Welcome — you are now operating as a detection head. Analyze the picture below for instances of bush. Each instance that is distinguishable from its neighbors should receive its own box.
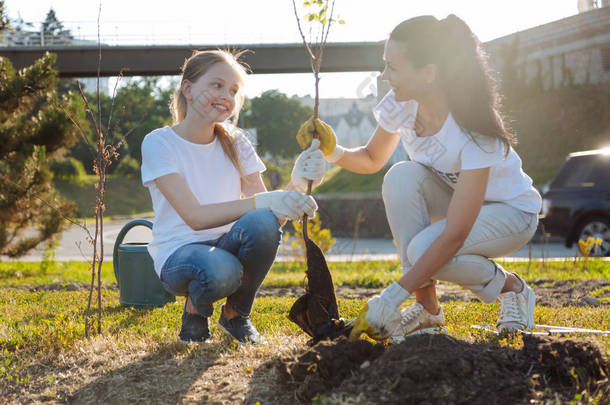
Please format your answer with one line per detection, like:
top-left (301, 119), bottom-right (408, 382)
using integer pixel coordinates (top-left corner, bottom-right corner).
top-left (50, 157), bottom-right (86, 183)
top-left (283, 215), bottom-right (336, 259)
top-left (114, 156), bottom-right (140, 178)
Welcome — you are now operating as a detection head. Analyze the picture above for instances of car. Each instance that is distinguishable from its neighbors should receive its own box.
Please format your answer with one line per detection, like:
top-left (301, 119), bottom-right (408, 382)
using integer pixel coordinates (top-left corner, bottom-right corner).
top-left (540, 148), bottom-right (610, 257)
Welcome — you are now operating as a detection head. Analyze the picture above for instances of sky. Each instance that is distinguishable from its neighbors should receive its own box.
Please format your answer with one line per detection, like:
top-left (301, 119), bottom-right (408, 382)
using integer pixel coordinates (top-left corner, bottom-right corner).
top-left (5, 0), bottom-right (581, 98)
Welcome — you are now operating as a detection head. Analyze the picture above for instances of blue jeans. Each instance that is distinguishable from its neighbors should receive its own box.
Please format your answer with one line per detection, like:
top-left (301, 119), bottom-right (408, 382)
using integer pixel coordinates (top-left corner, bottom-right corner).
top-left (159, 209), bottom-right (282, 318)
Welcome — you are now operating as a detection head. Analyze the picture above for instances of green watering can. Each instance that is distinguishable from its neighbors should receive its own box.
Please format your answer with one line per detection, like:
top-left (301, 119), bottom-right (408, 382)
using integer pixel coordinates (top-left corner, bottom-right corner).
top-left (113, 219), bottom-right (175, 307)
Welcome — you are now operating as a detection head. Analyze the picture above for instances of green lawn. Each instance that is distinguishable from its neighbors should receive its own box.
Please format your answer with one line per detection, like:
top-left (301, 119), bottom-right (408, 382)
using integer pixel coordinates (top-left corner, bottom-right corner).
top-left (1, 259), bottom-right (608, 399)
top-left (1, 258), bottom-right (608, 288)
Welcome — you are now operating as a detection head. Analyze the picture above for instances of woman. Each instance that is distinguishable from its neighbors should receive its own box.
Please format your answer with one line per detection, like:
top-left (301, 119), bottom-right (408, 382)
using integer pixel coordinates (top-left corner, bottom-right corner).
top-left (293, 15), bottom-right (541, 340)
top-left (141, 50), bottom-right (322, 345)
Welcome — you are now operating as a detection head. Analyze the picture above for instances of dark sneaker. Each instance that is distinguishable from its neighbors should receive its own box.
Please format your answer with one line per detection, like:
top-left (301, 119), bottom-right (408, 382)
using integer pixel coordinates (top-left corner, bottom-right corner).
top-left (217, 305), bottom-right (266, 346)
top-left (179, 305), bottom-right (211, 343)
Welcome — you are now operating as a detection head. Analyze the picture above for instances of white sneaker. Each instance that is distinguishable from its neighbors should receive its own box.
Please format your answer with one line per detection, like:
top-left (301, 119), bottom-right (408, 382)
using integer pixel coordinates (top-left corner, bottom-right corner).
top-left (390, 302), bottom-right (446, 343)
top-left (496, 273), bottom-right (536, 332)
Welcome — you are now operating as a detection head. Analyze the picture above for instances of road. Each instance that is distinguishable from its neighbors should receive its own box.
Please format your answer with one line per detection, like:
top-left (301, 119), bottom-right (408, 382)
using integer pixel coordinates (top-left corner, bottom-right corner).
top-left (2, 217), bottom-right (586, 263)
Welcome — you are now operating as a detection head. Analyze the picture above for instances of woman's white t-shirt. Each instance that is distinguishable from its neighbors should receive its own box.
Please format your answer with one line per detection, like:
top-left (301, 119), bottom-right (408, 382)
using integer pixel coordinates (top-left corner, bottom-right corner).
top-left (140, 125), bottom-right (266, 275)
top-left (373, 90), bottom-right (541, 214)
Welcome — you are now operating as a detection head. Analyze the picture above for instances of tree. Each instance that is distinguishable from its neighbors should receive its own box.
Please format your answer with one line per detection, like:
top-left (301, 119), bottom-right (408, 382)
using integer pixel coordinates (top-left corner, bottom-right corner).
top-left (0, 1), bottom-right (8, 31)
top-left (66, 77), bottom-right (173, 173)
top-left (0, 52), bottom-right (84, 257)
top-left (41, 8), bottom-right (72, 44)
top-left (243, 89), bottom-right (313, 157)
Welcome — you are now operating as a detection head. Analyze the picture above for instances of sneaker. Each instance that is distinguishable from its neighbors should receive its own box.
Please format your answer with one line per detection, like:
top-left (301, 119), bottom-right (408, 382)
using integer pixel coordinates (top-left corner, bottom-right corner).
top-left (390, 302), bottom-right (446, 343)
top-left (496, 273), bottom-right (536, 332)
top-left (179, 306), bottom-right (211, 343)
top-left (217, 305), bottom-right (266, 346)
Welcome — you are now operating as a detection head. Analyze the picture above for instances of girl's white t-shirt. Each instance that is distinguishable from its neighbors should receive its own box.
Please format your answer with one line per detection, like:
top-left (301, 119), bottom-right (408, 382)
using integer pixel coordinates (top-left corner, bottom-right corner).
top-left (140, 125), bottom-right (266, 275)
top-left (373, 90), bottom-right (541, 214)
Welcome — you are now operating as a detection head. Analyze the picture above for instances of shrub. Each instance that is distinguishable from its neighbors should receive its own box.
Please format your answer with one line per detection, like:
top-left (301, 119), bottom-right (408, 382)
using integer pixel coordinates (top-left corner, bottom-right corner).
top-left (50, 157), bottom-right (86, 183)
top-left (114, 156), bottom-right (140, 178)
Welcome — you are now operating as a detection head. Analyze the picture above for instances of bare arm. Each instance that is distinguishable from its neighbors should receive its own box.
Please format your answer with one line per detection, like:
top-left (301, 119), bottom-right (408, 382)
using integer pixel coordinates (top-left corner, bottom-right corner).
top-left (397, 167), bottom-right (491, 292)
top-left (334, 125), bottom-right (401, 174)
top-left (155, 173), bottom-right (254, 231)
top-left (241, 171), bottom-right (267, 197)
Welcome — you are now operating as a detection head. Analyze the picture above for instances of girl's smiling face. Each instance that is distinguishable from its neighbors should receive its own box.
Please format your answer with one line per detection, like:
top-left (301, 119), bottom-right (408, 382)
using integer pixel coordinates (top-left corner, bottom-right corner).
top-left (381, 39), bottom-right (435, 102)
top-left (182, 61), bottom-right (243, 123)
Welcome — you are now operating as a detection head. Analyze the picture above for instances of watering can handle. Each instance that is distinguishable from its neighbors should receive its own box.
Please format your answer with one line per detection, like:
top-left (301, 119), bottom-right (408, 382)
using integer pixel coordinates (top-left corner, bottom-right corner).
top-left (113, 218), bottom-right (153, 282)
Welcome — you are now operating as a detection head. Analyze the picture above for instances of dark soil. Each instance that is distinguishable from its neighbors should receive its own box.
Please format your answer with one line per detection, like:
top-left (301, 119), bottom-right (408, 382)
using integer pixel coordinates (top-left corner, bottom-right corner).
top-left (530, 279), bottom-right (610, 307)
top-left (260, 278), bottom-right (610, 307)
top-left (275, 335), bottom-right (610, 404)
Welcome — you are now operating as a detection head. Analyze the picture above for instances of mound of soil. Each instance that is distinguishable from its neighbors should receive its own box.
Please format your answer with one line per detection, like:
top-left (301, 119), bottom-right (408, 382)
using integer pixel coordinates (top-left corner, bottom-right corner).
top-left (276, 335), bottom-right (609, 404)
top-left (275, 338), bottom-right (385, 401)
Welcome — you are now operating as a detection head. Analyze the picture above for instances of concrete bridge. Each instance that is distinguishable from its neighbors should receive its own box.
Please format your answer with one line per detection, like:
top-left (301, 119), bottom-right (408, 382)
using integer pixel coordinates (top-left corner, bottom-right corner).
top-left (0, 42), bottom-right (385, 77)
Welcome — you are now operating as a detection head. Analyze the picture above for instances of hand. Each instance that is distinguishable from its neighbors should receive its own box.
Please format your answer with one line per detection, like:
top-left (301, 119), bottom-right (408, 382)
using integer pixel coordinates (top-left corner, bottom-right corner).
top-left (291, 139), bottom-right (326, 192)
top-left (348, 282), bottom-right (410, 341)
top-left (296, 117), bottom-right (344, 163)
top-left (254, 190), bottom-right (318, 222)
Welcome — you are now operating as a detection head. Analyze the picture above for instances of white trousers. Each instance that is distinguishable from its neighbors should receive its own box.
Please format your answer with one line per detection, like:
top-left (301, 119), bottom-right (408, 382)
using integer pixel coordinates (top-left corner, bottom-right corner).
top-left (382, 162), bottom-right (538, 303)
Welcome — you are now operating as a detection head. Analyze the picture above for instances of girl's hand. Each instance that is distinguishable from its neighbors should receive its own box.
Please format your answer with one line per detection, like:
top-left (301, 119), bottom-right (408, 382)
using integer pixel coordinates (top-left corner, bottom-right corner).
top-left (253, 190), bottom-right (318, 221)
top-left (290, 139), bottom-right (326, 192)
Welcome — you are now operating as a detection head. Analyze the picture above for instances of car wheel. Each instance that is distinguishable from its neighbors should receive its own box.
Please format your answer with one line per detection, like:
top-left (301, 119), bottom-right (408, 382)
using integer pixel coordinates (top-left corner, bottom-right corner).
top-left (577, 216), bottom-right (610, 257)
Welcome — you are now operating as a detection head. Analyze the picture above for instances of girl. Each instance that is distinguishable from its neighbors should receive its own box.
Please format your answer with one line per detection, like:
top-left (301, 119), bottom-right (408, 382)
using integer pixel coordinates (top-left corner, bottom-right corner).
top-left (141, 50), bottom-right (322, 345)
top-left (293, 15), bottom-right (541, 340)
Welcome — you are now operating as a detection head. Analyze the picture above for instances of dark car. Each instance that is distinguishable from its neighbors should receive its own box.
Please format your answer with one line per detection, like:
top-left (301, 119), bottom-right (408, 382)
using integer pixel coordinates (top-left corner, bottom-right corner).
top-left (540, 148), bottom-right (610, 257)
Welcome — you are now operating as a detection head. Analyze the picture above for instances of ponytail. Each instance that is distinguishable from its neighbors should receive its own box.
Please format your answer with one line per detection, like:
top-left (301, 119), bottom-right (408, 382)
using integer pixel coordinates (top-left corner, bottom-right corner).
top-left (390, 15), bottom-right (514, 155)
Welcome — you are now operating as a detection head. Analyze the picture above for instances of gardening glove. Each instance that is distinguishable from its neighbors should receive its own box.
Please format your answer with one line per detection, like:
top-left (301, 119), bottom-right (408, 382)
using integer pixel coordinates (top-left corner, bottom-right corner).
top-left (291, 139), bottom-right (326, 192)
top-left (253, 190), bottom-right (317, 222)
top-left (349, 282), bottom-right (411, 341)
top-left (296, 117), bottom-right (345, 163)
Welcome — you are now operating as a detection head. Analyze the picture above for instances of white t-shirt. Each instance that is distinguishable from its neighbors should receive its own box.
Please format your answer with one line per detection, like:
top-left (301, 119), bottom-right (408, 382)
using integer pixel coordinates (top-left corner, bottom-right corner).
top-left (373, 90), bottom-right (541, 214)
top-left (141, 125), bottom-right (266, 275)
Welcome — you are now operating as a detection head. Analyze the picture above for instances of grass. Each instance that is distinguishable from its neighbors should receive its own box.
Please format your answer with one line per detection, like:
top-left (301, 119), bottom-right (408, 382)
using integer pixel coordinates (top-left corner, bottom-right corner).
top-left (0, 259), bottom-right (608, 402)
top-left (1, 258), bottom-right (608, 288)
top-left (314, 166), bottom-right (389, 194)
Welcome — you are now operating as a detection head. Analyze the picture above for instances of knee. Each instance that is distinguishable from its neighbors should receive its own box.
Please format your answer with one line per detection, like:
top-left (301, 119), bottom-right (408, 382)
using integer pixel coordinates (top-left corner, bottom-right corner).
top-left (206, 259), bottom-right (243, 298)
top-left (382, 161), bottom-right (428, 204)
top-left (240, 209), bottom-right (282, 249)
top-left (406, 232), bottom-right (432, 265)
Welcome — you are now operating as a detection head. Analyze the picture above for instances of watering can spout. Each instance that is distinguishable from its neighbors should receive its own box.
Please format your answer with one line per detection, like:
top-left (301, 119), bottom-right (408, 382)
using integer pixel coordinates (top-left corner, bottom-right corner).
top-left (113, 219), bottom-right (175, 307)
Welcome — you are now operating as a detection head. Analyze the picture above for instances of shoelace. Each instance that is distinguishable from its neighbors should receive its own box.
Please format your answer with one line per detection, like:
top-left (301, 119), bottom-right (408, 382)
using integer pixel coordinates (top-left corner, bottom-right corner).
top-left (400, 303), bottom-right (424, 327)
top-left (498, 293), bottom-right (521, 323)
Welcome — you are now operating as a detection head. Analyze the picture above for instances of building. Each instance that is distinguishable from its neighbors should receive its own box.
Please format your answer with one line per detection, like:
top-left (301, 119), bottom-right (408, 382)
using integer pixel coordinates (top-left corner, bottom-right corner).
top-left (485, 5), bottom-right (610, 90)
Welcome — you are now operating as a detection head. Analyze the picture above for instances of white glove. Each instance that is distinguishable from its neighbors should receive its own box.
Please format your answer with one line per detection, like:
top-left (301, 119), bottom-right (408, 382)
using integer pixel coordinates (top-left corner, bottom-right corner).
top-left (253, 190), bottom-right (318, 221)
top-left (291, 139), bottom-right (326, 192)
top-left (349, 282), bottom-right (411, 341)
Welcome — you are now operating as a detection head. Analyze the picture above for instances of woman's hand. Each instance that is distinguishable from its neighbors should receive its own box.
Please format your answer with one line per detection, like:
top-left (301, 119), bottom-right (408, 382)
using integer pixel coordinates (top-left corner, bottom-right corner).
top-left (290, 139), bottom-right (326, 192)
top-left (296, 117), bottom-right (344, 163)
top-left (349, 282), bottom-right (411, 341)
top-left (254, 190), bottom-right (318, 222)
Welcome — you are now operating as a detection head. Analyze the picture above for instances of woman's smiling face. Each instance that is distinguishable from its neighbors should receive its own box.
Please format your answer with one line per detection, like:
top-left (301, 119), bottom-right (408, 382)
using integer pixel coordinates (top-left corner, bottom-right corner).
top-left (381, 39), bottom-right (431, 102)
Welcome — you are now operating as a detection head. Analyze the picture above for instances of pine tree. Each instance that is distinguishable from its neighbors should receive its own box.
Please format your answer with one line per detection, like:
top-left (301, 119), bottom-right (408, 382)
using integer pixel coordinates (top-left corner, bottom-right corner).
top-left (42, 8), bottom-right (72, 44)
top-left (0, 49), bottom-right (84, 257)
top-left (0, 1), bottom-right (8, 31)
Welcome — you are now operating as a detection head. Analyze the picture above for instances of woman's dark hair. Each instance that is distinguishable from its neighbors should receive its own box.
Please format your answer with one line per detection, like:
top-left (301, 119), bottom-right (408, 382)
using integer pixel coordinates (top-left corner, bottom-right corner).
top-left (390, 15), bottom-right (514, 154)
